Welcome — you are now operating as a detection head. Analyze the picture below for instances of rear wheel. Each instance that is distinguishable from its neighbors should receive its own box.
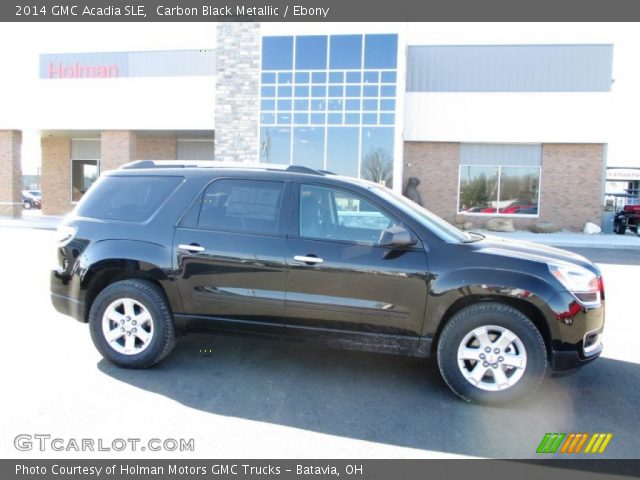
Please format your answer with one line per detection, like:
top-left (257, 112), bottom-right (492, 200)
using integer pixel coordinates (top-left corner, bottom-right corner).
top-left (89, 279), bottom-right (176, 368)
top-left (23, 200), bottom-right (32, 209)
top-left (437, 302), bottom-right (547, 405)
top-left (614, 220), bottom-right (626, 235)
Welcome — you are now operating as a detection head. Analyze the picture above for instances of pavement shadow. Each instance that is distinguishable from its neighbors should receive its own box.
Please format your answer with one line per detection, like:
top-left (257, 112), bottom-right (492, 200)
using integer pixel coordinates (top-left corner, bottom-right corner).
top-left (98, 333), bottom-right (640, 459)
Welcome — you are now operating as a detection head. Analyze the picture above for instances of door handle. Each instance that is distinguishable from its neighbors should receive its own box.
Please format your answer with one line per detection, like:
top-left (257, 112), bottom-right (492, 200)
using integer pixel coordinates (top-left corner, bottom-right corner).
top-left (293, 255), bottom-right (324, 264)
top-left (178, 244), bottom-right (205, 253)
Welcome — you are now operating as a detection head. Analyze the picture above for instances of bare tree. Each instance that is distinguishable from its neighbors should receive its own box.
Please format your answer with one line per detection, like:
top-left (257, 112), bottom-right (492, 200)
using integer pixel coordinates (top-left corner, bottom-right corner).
top-left (360, 148), bottom-right (393, 187)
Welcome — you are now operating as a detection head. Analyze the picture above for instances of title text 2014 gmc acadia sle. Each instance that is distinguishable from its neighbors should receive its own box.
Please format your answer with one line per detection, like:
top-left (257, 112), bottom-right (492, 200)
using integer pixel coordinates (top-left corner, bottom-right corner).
top-left (51, 162), bottom-right (605, 404)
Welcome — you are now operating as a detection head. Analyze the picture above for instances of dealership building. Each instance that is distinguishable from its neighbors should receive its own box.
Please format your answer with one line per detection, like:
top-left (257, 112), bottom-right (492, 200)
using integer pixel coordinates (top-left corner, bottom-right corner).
top-left (0, 23), bottom-right (616, 230)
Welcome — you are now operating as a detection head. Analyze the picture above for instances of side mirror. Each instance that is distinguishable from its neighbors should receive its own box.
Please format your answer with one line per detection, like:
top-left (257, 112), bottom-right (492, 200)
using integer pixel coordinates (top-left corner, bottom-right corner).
top-left (379, 226), bottom-right (416, 249)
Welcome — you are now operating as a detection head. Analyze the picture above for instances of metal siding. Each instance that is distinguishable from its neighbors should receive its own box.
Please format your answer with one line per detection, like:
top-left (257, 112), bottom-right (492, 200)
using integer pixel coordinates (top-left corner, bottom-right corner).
top-left (460, 144), bottom-right (542, 166)
top-left (407, 45), bottom-right (613, 92)
top-left (71, 139), bottom-right (100, 160)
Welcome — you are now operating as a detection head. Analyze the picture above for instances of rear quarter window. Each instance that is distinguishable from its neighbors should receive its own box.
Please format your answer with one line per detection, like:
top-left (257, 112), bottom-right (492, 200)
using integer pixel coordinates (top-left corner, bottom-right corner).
top-left (76, 175), bottom-right (183, 222)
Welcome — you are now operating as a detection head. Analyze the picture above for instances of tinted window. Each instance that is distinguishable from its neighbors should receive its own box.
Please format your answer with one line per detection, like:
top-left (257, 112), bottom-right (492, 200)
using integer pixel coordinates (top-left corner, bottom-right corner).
top-left (76, 175), bottom-right (182, 222)
top-left (300, 184), bottom-right (399, 244)
top-left (198, 179), bottom-right (285, 235)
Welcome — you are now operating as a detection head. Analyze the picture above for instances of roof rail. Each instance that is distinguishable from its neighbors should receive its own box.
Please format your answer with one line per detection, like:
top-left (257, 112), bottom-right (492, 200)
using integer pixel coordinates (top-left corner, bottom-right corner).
top-left (120, 160), bottom-right (327, 176)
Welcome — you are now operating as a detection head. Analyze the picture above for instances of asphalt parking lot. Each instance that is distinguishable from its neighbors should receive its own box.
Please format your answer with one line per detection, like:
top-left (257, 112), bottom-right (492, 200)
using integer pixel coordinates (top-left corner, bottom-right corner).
top-left (1, 227), bottom-right (639, 459)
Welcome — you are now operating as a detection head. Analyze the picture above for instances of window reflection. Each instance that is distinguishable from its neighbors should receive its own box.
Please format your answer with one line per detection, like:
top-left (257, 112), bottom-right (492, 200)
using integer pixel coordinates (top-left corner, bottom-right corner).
top-left (458, 165), bottom-right (540, 215)
top-left (260, 127), bottom-right (291, 164)
top-left (293, 127), bottom-right (324, 170)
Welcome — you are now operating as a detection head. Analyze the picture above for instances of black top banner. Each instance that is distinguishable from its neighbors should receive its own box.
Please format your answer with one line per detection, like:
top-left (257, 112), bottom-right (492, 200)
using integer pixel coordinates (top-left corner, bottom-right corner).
top-left (5, 0), bottom-right (640, 22)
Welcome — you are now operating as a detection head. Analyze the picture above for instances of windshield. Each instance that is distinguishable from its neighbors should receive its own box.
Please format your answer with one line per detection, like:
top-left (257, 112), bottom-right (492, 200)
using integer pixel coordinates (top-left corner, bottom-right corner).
top-left (370, 185), bottom-right (474, 243)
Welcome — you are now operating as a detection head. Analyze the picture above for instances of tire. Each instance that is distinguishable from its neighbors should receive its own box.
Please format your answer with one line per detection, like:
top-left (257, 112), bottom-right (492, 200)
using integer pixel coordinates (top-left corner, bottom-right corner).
top-left (437, 302), bottom-right (547, 405)
top-left (89, 279), bottom-right (176, 368)
top-left (614, 221), bottom-right (626, 235)
top-left (23, 201), bottom-right (31, 210)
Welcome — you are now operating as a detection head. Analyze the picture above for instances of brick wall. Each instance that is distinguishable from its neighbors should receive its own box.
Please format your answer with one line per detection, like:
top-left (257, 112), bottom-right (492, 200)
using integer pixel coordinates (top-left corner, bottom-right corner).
top-left (539, 144), bottom-right (604, 231)
top-left (403, 142), bottom-right (460, 223)
top-left (403, 141), bottom-right (605, 231)
top-left (136, 136), bottom-right (177, 160)
top-left (214, 23), bottom-right (260, 163)
top-left (41, 136), bottom-right (71, 216)
top-left (0, 130), bottom-right (22, 217)
top-left (101, 131), bottom-right (137, 172)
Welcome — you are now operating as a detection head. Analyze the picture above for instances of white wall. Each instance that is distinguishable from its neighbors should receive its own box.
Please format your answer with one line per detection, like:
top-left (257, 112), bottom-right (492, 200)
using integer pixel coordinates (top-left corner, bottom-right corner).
top-left (0, 23), bottom-right (217, 132)
top-left (404, 92), bottom-right (612, 143)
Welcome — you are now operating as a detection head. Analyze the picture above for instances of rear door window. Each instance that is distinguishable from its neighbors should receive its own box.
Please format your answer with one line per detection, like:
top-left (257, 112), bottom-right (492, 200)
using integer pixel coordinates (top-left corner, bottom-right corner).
top-left (197, 179), bottom-right (286, 236)
top-left (76, 175), bottom-right (183, 222)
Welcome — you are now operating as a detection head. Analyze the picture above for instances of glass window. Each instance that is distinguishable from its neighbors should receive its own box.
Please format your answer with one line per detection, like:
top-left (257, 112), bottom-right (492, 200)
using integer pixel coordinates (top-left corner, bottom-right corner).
top-left (345, 113), bottom-right (360, 125)
top-left (328, 99), bottom-right (343, 111)
top-left (294, 99), bottom-right (309, 111)
top-left (329, 35), bottom-right (362, 69)
top-left (261, 72), bottom-right (276, 84)
top-left (458, 166), bottom-right (499, 213)
top-left (295, 36), bottom-right (327, 70)
top-left (346, 86), bottom-right (361, 97)
top-left (72, 160), bottom-right (99, 202)
top-left (199, 179), bottom-right (285, 236)
top-left (380, 85), bottom-right (396, 97)
top-left (311, 85), bottom-right (326, 97)
top-left (311, 72), bottom-right (327, 83)
top-left (292, 127), bottom-right (324, 170)
top-left (277, 113), bottom-right (292, 124)
top-left (310, 99), bottom-right (325, 111)
top-left (329, 71), bottom-right (344, 83)
top-left (262, 37), bottom-right (293, 70)
top-left (277, 99), bottom-right (292, 111)
top-left (277, 85), bottom-right (292, 97)
top-left (261, 99), bottom-right (275, 111)
top-left (346, 72), bottom-right (362, 83)
top-left (260, 127), bottom-right (291, 164)
top-left (278, 72), bottom-right (293, 84)
top-left (328, 113), bottom-right (343, 125)
top-left (260, 113), bottom-right (275, 124)
top-left (381, 71), bottom-right (397, 83)
top-left (76, 175), bottom-right (181, 222)
top-left (328, 85), bottom-right (343, 97)
top-left (361, 127), bottom-right (394, 187)
top-left (363, 85), bottom-right (378, 97)
top-left (294, 113), bottom-right (309, 125)
top-left (380, 99), bottom-right (395, 111)
top-left (497, 167), bottom-right (540, 215)
top-left (458, 165), bottom-right (540, 215)
top-left (261, 86), bottom-right (276, 97)
top-left (345, 99), bottom-right (360, 111)
top-left (364, 34), bottom-right (398, 69)
top-left (363, 99), bottom-right (378, 111)
top-left (310, 113), bottom-right (325, 125)
top-left (363, 71), bottom-right (379, 84)
top-left (295, 72), bottom-right (310, 83)
top-left (362, 113), bottom-right (377, 125)
top-left (299, 184), bottom-right (397, 244)
top-left (326, 128), bottom-right (359, 177)
top-left (380, 113), bottom-right (395, 125)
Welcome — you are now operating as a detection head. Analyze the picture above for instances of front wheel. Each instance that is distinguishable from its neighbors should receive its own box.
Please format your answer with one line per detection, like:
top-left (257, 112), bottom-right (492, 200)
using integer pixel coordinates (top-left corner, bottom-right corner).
top-left (614, 220), bottom-right (626, 235)
top-left (89, 279), bottom-right (176, 368)
top-left (437, 302), bottom-right (547, 405)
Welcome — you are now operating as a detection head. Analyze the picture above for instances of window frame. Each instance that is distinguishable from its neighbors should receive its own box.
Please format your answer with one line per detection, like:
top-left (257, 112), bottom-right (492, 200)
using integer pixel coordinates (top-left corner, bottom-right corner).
top-left (457, 163), bottom-right (542, 218)
top-left (291, 181), bottom-right (421, 248)
top-left (190, 177), bottom-right (292, 238)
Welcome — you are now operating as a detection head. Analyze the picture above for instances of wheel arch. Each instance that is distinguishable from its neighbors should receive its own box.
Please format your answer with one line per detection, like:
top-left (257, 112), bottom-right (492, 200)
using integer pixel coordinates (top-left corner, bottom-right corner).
top-left (432, 295), bottom-right (552, 362)
top-left (81, 260), bottom-right (171, 323)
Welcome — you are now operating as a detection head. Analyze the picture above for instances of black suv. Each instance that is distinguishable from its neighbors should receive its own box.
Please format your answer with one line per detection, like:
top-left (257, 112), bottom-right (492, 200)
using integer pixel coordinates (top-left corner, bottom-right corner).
top-left (51, 162), bottom-right (605, 404)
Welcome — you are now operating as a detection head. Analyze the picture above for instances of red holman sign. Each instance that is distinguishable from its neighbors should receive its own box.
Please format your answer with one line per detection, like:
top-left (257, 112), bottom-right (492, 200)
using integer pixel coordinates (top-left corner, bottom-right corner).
top-left (47, 62), bottom-right (120, 79)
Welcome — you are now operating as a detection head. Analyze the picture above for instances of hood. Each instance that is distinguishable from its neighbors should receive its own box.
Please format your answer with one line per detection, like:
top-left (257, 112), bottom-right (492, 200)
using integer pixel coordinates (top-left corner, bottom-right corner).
top-left (471, 234), bottom-right (600, 274)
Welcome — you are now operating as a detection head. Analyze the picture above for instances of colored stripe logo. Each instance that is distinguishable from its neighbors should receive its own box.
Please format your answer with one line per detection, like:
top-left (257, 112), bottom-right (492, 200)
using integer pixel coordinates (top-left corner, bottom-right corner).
top-left (537, 433), bottom-right (613, 454)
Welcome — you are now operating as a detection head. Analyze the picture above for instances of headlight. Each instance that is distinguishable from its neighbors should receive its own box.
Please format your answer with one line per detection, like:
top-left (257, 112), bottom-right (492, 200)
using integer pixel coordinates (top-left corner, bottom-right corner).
top-left (56, 225), bottom-right (77, 247)
top-left (548, 263), bottom-right (601, 306)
